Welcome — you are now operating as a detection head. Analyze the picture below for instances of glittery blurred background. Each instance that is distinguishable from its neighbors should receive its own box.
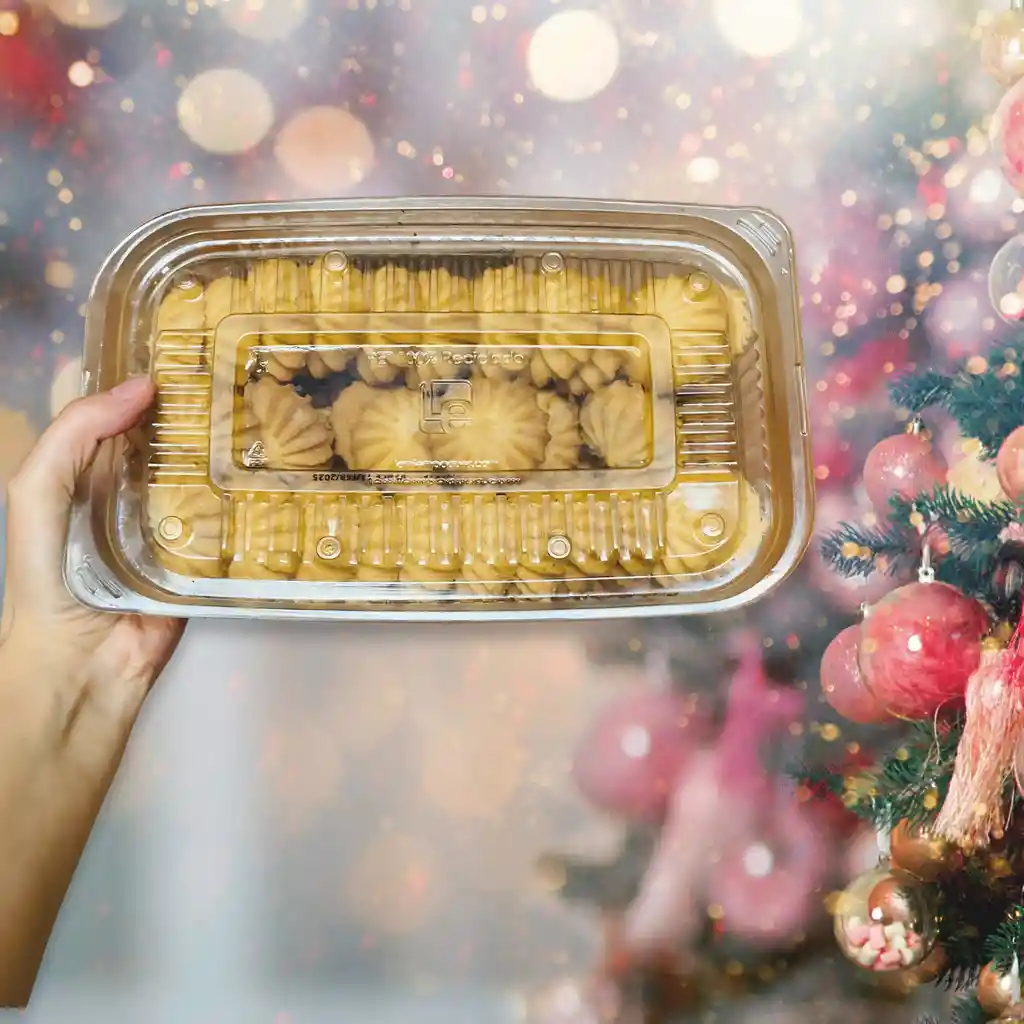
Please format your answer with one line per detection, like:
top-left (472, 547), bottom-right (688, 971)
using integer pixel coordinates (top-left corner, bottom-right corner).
top-left (0, 0), bottom-right (1017, 1020)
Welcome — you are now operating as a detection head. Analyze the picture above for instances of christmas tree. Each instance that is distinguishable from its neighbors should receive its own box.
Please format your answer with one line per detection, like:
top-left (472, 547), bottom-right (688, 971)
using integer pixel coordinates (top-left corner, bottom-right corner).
top-left (816, 339), bottom-right (1024, 1024)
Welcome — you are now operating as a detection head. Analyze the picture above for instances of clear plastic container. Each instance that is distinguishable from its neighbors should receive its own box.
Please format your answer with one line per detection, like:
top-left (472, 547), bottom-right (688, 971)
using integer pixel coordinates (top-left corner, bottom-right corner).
top-left (65, 198), bottom-right (812, 619)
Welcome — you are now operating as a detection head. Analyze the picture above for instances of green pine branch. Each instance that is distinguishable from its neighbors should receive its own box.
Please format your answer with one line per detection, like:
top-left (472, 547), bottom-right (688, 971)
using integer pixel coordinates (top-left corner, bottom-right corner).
top-left (793, 761), bottom-right (847, 802)
top-left (938, 861), bottom-right (1024, 989)
top-left (798, 722), bottom-right (961, 831)
top-left (950, 995), bottom-right (992, 1024)
top-left (918, 997), bottom-right (988, 1024)
top-left (985, 905), bottom-right (1024, 973)
top-left (891, 487), bottom-right (1017, 540)
top-left (889, 487), bottom-right (1017, 609)
top-left (871, 720), bottom-right (962, 831)
top-left (818, 520), bottom-right (914, 579)
top-left (890, 369), bottom-right (954, 415)
top-left (819, 484), bottom-right (1017, 611)
top-left (890, 342), bottom-right (1024, 454)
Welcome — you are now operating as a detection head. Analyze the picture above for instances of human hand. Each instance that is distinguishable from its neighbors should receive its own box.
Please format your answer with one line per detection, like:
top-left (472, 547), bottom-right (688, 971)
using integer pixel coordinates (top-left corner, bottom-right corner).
top-left (0, 376), bottom-right (184, 1006)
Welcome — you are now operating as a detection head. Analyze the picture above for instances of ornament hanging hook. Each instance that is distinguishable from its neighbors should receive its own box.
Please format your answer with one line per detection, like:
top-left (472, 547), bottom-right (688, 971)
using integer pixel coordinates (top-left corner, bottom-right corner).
top-left (875, 822), bottom-right (892, 864)
top-left (918, 540), bottom-right (935, 584)
top-left (912, 506), bottom-right (936, 583)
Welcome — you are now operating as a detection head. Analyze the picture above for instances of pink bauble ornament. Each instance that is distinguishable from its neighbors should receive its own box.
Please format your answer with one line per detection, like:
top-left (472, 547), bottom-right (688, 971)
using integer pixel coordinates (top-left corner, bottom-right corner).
top-left (708, 790), bottom-right (829, 947)
top-left (571, 690), bottom-right (709, 821)
top-left (997, 425), bottom-right (1024, 500)
top-left (862, 430), bottom-right (947, 514)
top-left (993, 77), bottom-right (1024, 193)
top-left (859, 582), bottom-right (989, 719)
top-left (820, 626), bottom-right (891, 724)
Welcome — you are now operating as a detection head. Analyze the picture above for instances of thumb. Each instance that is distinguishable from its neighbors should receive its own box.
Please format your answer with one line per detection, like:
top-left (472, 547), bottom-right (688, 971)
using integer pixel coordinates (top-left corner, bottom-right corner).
top-left (6, 377), bottom-right (155, 580)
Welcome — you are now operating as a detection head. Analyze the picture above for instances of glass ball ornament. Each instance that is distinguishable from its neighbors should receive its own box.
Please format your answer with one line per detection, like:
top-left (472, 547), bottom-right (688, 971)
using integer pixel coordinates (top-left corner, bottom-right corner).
top-left (983, 7), bottom-right (1024, 87)
top-left (873, 944), bottom-right (948, 997)
top-left (989, 234), bottom-right (1024, 322)
top-left (834, 866), bottom-right (937, 972)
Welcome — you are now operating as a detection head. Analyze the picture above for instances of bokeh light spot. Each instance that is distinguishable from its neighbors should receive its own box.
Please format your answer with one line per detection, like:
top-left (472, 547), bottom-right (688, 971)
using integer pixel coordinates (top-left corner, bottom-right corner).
top-left (274, 106), bottom-right (374, 192)
top-left (527, 10), bottom-right (620, 103)
top-left (45, 260), bottom-right (76, 289)
top-left (712, 0), bottom-right (803, 58)
top-left (47, 0), bottom-right (125, 28)
top-left (687, 156), bottom-right (721, 184)
top-left (219, 0), bottom-right (308, 41)
top-left (68, 60), bottom-right (94, 88)
top-left (177, 69), bottom-right (275, 155)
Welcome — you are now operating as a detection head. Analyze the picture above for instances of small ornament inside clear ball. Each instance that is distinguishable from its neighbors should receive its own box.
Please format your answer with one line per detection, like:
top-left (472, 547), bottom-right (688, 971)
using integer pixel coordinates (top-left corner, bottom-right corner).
top-left (990, 235), bottom-right (1024, 323)
top-left (834, 867), bottom-right (937, 972)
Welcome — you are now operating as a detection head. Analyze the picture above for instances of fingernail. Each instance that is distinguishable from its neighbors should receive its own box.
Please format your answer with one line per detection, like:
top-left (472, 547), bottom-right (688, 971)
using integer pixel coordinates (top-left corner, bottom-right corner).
top-left (109, 376), bottom-right (153, 400)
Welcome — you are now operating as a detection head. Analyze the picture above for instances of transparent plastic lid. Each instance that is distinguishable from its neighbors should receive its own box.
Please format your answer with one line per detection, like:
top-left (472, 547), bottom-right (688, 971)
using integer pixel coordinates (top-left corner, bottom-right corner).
top-left (67, 199), bottom-right (812, 619)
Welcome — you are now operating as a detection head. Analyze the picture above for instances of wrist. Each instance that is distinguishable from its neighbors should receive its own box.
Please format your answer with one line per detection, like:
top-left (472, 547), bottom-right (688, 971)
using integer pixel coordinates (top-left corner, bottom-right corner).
top-left (0, 635), bottom-right (136, 792)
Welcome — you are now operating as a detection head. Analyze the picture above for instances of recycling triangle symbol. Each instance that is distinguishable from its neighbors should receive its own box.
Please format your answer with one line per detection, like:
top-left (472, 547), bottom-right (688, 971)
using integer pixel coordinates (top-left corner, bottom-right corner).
top-left (243, 440), bottom-right (267, 468)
